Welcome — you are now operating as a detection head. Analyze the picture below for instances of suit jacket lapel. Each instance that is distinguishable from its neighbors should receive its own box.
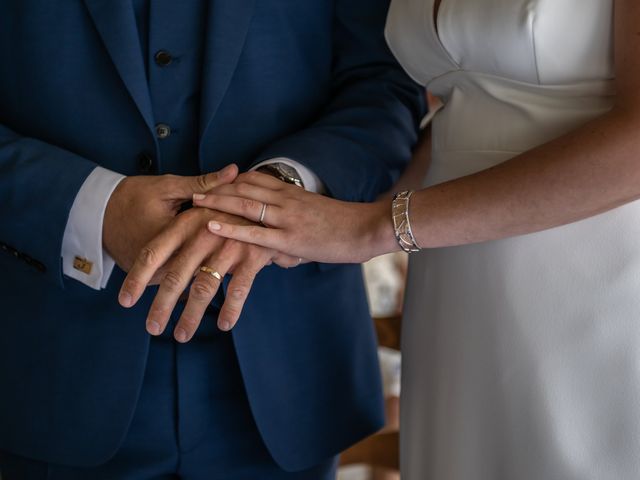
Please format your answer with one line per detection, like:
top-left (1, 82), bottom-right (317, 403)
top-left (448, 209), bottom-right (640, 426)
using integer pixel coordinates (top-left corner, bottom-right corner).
top-left (83, 0), bottom-right (155, 134)
top-left (199, 0), bottom-right (256, 153)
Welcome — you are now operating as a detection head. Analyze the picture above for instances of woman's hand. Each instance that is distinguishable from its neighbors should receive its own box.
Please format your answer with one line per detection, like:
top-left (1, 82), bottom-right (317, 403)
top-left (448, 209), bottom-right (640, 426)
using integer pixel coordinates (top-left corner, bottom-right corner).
top-left (192, 172), bottom-right (398, 264)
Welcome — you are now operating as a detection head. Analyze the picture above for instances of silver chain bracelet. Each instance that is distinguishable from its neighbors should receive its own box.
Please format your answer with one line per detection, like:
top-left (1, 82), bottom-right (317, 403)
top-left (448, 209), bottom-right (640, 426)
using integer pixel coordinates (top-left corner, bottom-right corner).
top-left (392, 191), bottom-right (421, 253)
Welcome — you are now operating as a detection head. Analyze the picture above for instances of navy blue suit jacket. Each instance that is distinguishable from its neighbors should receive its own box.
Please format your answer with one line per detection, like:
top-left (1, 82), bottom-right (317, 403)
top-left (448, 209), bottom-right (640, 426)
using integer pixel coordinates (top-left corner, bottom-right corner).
top-left (0, 0), bottom-right (422, 471)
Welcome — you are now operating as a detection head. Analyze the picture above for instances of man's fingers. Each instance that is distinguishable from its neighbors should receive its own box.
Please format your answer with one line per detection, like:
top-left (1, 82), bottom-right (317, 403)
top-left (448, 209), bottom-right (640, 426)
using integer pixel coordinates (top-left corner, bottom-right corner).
top-left (192, 193), bottom-right (283, 226)
top-left (145, 246), bottom-right (206, 338)
top-left (218, 265), bottom-right (260, 331)
top-left (207, 221), bottom-right (286, 251)
top-left (177, 164), bottom-right (239, 197)
top-left (119, 222), bottom-right (188, 308)
top-left (174, 256), bottom-right (233, 343)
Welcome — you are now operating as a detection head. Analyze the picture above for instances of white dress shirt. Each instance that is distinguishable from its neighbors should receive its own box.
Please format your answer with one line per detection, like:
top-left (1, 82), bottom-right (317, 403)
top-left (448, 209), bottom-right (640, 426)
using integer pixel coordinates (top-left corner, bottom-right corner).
top-left (62, 159), bottom-right (323, 289)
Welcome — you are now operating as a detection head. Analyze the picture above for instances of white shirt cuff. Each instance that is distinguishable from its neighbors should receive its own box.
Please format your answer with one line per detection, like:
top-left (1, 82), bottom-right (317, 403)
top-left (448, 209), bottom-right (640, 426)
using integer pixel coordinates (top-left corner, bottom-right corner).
top-left (252, 158), bottom-right (325, 194)
top-left (61, 167), bottom-right (126, 290)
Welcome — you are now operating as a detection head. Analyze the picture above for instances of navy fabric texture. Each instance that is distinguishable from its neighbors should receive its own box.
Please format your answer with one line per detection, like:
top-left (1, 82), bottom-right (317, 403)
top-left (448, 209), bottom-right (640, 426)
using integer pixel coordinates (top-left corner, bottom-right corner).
top-left (0, 0), bottom-right (423, 472)
top-left (0, 326), bottom-right (338, 479)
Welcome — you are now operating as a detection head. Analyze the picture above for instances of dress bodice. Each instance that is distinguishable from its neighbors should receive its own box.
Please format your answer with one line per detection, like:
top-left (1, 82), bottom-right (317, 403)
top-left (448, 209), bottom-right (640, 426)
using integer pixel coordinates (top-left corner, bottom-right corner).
top-left (385, 0), bottom-right (614, 88)
top-left (385, 0), bottom-right (615, 185)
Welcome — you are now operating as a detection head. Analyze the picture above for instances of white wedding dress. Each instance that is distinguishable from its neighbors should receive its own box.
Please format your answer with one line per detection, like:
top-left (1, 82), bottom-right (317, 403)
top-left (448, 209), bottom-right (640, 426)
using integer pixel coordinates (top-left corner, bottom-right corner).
top-left (386, 1), bottom-right (640, 479)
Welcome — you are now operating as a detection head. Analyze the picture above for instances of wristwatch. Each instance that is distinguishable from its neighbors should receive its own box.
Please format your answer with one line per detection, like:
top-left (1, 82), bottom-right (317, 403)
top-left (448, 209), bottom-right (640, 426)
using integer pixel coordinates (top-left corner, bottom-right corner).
top-left (257, 162), bottom-right (305, 188)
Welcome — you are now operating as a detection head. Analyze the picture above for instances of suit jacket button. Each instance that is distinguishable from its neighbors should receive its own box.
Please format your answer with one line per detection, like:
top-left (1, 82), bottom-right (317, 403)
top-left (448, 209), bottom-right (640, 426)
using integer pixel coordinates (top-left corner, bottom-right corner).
top-left (138, 153), bottom-right (154, 174)
top-left (154, 50), bottom-right (173, 67)
top-left (155, 123), bottom-right (171, 139)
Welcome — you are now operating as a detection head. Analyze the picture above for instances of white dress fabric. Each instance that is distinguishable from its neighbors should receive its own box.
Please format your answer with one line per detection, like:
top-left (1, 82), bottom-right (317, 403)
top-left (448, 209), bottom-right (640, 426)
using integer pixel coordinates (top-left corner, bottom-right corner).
top-left (386, 1), bottom-right (640, 479)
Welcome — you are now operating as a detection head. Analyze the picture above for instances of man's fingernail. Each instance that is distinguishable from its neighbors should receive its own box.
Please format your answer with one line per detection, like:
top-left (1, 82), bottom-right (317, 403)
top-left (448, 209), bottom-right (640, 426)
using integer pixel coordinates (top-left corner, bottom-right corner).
top-left (119, 291), bottom-right (133, 308)
top-left (208, 221), bottom-right (222, 232)
top-left (174, 328), bottom-right (188, 343)
top-left (193, 193), bottom-right (206, 201)
top-left (147, 320), bottom-right (161, 336)
top-left (219, 321), bottom-right (231, 331)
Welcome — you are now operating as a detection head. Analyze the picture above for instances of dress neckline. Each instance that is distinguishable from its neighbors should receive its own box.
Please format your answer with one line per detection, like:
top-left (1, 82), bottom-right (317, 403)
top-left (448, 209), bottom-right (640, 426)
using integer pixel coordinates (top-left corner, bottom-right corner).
top-left (433, 0), bottom-right (443, 33)
top-left (428, 0), bottom-right (460, 69)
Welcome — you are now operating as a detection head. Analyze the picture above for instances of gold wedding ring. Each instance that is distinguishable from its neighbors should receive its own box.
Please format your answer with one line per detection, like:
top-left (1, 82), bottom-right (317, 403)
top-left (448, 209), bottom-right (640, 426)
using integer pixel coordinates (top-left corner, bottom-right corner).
top-left (199, 266), bottom-right (222, 281)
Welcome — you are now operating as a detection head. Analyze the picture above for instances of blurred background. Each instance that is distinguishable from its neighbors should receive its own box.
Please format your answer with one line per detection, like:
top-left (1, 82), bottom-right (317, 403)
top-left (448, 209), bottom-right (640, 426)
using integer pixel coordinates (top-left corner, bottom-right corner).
top-left (338, 252), bottom-right (406, 480)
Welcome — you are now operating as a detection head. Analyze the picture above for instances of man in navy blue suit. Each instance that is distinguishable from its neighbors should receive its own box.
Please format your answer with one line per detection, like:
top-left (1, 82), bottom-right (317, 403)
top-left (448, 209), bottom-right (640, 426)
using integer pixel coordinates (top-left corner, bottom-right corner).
top-left (0, 1), bottom-right (422, 478)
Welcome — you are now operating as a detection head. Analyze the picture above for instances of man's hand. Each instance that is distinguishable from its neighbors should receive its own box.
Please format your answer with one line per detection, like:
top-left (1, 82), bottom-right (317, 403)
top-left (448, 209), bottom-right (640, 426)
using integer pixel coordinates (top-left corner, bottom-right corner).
top-left (118, 206), bottom-right (301, 342)
top-left (103, 164), bottom-right (238, 282)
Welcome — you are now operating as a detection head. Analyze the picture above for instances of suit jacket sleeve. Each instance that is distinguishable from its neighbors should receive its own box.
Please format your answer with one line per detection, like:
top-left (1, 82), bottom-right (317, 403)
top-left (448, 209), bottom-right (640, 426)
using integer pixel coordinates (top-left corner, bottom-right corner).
top-left (0, 123), bottom-right (97, 287)
top-left (254, 0), bottom-right (425, 202)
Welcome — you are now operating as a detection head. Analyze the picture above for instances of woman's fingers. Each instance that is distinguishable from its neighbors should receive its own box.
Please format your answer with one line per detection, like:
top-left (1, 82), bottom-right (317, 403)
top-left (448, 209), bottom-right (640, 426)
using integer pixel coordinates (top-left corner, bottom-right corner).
top-left (236, 170), bottom-right (289, 189)
top-left (207, 221), bottom-right (286, 251)
top-left (202, 182), bottom-right (285, 206)
top-left (272, 254), bottom-right (308, 269)
top-left (193, 193), bottom-right (283, 227)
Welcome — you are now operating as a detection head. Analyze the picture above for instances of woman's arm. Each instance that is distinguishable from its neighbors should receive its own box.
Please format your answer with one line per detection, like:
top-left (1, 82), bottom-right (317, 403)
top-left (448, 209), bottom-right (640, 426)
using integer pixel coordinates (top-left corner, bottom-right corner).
top-left (195, 0), bottom-right (640, 263)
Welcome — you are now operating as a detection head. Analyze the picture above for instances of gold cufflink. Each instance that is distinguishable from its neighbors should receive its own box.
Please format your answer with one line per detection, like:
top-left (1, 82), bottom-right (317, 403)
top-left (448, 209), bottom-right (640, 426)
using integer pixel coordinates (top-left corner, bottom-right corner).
top-left (73, 256), bottom-right (93, 275)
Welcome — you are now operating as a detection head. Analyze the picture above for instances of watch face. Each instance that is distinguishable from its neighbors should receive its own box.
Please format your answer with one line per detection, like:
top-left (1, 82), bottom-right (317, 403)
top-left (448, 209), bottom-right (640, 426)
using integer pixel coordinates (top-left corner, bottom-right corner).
top-left (277, 163), bottom-right (299, 179)
top-left (272, 163), bottom-right (304, 188)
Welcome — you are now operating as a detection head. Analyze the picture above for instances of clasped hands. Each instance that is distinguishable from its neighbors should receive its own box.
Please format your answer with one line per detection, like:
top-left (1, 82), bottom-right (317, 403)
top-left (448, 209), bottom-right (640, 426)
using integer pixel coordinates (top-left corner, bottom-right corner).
top-left (104, 164), bottom-right (301, 343)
